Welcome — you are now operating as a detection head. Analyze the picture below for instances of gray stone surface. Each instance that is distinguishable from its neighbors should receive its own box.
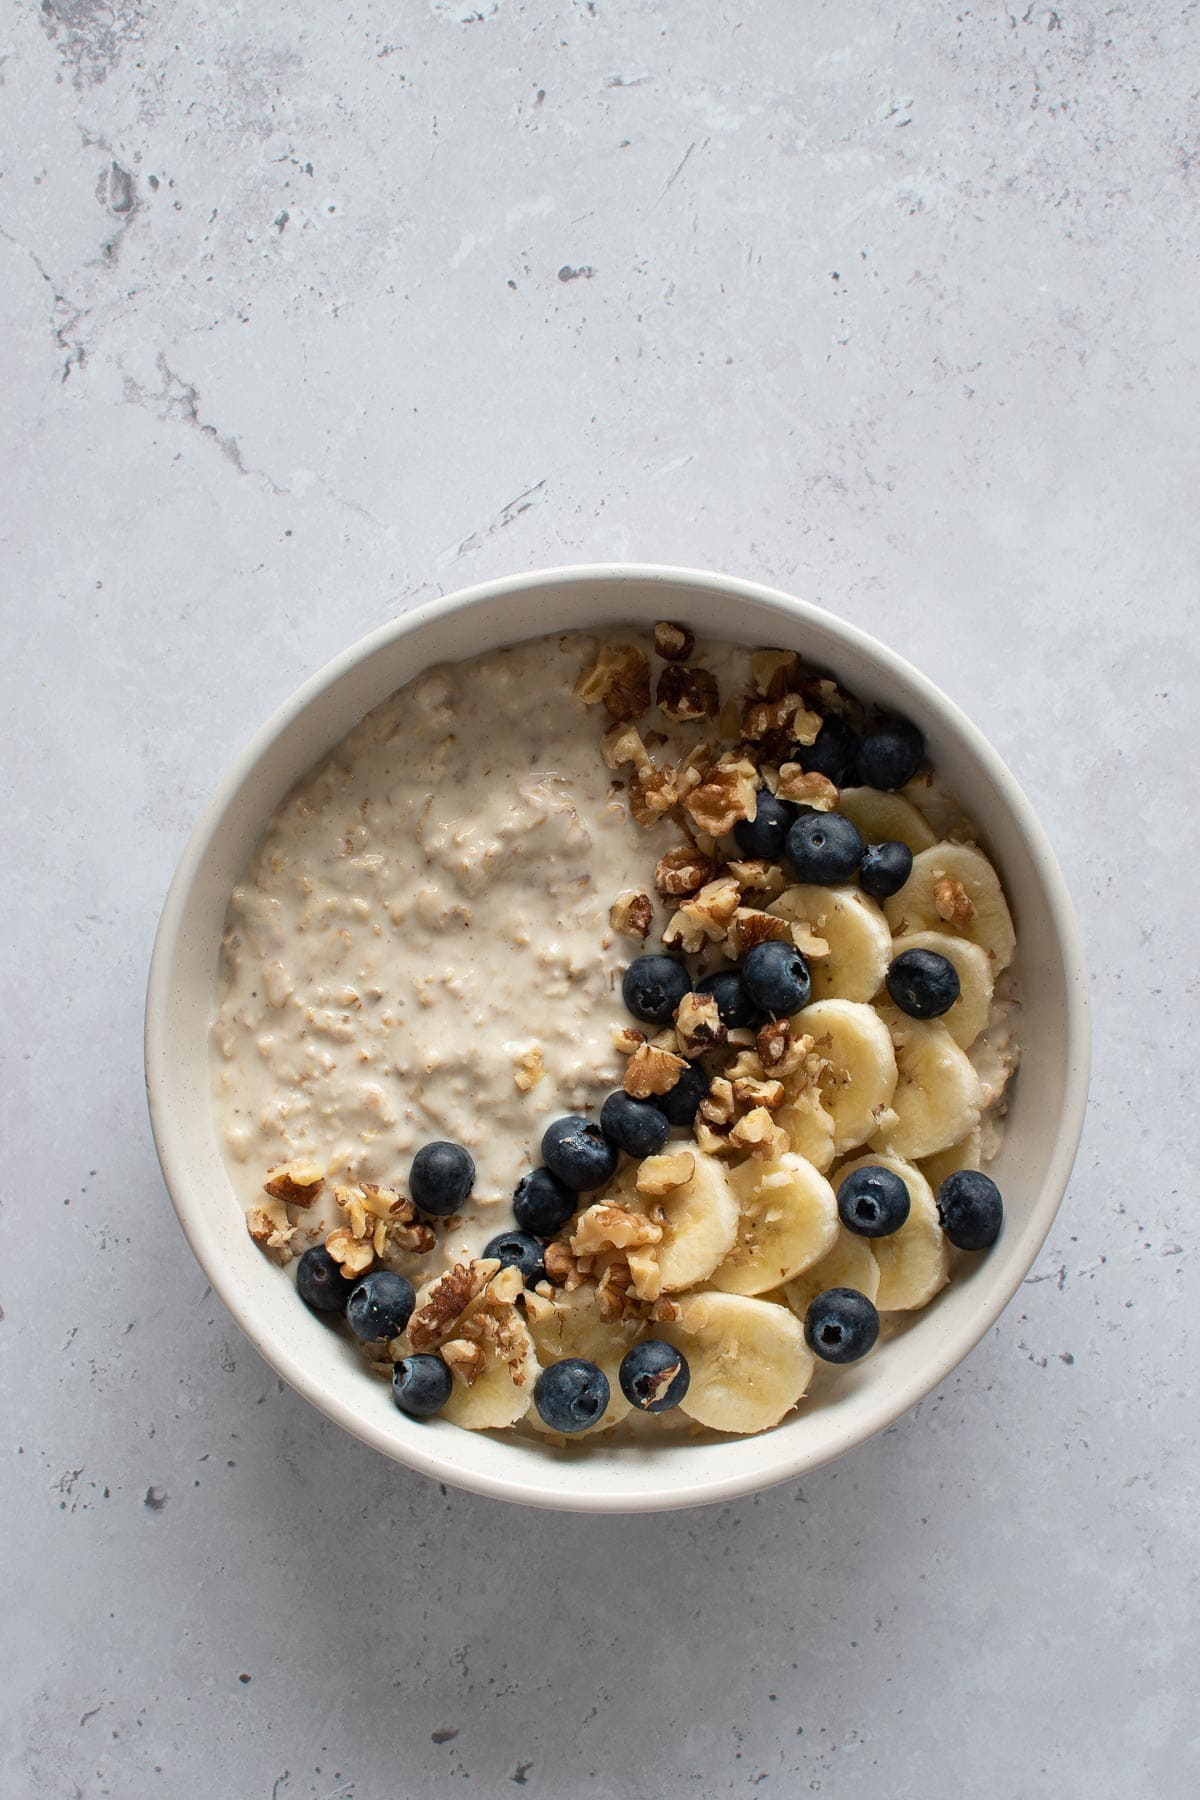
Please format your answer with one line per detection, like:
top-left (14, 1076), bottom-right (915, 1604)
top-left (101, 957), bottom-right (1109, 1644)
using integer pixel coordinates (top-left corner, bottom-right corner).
top-left (2, 2), bottom-right (1196, 1794)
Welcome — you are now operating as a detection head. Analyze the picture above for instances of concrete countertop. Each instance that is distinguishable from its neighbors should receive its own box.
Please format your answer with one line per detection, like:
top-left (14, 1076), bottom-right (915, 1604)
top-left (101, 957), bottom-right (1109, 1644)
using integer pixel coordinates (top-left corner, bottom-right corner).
top-left (3, 2), bottom-right (1195, 1795)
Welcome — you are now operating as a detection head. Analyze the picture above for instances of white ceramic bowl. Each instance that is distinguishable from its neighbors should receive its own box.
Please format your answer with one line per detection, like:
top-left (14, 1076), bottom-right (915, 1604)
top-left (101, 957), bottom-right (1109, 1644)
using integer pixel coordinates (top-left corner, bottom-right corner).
top-left (146, 565), bottom-right (1090, 1512)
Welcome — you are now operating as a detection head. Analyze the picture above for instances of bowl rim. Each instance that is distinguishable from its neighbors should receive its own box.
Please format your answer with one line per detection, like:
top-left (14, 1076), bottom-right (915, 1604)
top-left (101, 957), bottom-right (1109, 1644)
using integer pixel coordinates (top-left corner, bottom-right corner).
top-left (145, 562), bottom-right (1091, 1511)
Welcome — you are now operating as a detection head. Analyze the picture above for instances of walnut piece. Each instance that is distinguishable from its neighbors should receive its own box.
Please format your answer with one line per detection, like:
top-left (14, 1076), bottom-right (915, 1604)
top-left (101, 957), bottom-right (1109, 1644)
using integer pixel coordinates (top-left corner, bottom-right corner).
top-left (246, 1202), bottom-right (295, 1258)
top-left (676, 876), bottom-right (741, 945)
top-left (654, 620), bottom-right (695, 662)
top-left (674, 991), bottom-right (725, 1056)
top-left (407, 1261), bottom-right (491, 1352)
top-left (440, 1338), bottom-right (486, 1386)
top-left (682, 756), bottom-right (759, 836)
top-left (324, 1228), bottom-right (374, 1277)
top-left (575, 644), bottom-right (651, 721)
top-left (726, 859), bottom-right (788, 900)
top-left (655, 844), bottom-right (715, 898)
top-left (635, 1150), bottom-right (697, 1197)
top-left (741, 693), bottom-right (822, 750)
top-left (602, 721), bottom-right (651, 771)
top-left (729, 1107), bottom-right (790, 1159)
top-left (513, 1046), bottom-right (545, 1091)
top-left (751, 649), bottom-right (802, 698)
top-left (700, 1076), bottom-right (736, 1127)
top-left (732, 1075), bottom-right (786, 1111)
top-left (613, 1023), bottom-right (647, 1055)
top-left (629, 760), bottom-right (679, 827)
top-left (786, 918), bottom-right (831, 959)
top-left (756, 1018), bottom-right (791, 1069)
top-left (776, 765), bottom-right (839, 810)
top-left (727, 906), bottom-right (794, 958)
top-left (262, 1159), bottom-right (326, 1206)
top-left (657, 664), bottom-right (720, 722)
top-left (610, 890), bottom-right (653, 940)
top-left (570, 1203), bottom-right (664, 1256)
top-left (934, 876), bottom-right (976, 927)
top-left (624, 1041), bottom-right (687, 1098)
top-left (544, 1241), bottom-right (584, 1292)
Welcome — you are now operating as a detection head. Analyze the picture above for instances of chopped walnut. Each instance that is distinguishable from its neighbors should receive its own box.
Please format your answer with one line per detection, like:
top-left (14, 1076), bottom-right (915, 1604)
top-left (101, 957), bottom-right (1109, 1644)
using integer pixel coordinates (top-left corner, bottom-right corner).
top-left (786, 918), bottom-right (831, 959)
top-left (756, 1018), bottom-right (791, 1069)
top-left (544, 1241), bottom-right (584, 1292)
top-left (513, 1046), bottom-right (546, 1091)
top-left (726, 859), bottom-right (788, 900)
top-left (629, 760), bottom-right (679, 827)
top-left (751, 649), bottom-right (802, 698)
top-left (602, 721), bottom-right (651, 771)
top-left (575, 644), bottom-right (651, 721)
top-left (654, 620), bottom-right (695, 661)
top-left (732, 1075), bottom-right (786, 1111)
top-left (657, 664), bottom-right (719, 722)
top-left (661, 907), bottom-right (707, 955)
top-left (672, 876), bottom-right (742, 949)
top-left (246, 1202), bottom-right (295, 1259)
top-left (727, 906), bottom-right (794, 958)
top-left (695, 1117), bottom-right (730, 1156)
top-left (635, 1150), bottom-right (696, 1197)
top-left (729, 1107), bottom-right (790, 1159)
top-left (624, 1041), bottom-right (687, 1098)
top-left (407, 1261), bottom-right (491, 1352)
top-left (682, 756), bottom-right (759, 836)
top-left (801, 677), bottom-right (868, 729)
top-left (674, 991), bottom-right (725, 1056)
top-left (651, 1295), bottom-right (682, 1324)
top-left (934, 876), bottom-right (976, 927)
top-left (262, 1159), bottom-right (326, 1206)
top-left (700, 1076), bottom-right (736, 1127)
top-left (324, 1228), bottom-right (374, 1277)
top-left (627, 1247), bottom-right (664, 1303)
top-left (741, 693), bottom-right (822, 752)
top-left (613, 1023), bottom-right (647, 1055)
top-left (777, 765), bottom-right (839, 810)
top-left (596, 1260), bottom-right (635, 1320)
top-left (358, 1183), bottom-right (407, 1220)
top-left (441, 1338), bottom-right (486, 1387)
top-left (675, 741), bottom-right (716, 801)
top-left (655, 844), bottom-right (715, 898)
top-left (571, 1203), bottom-right (664, 1256)
top-left (610, 890), bottom-right (653, 940)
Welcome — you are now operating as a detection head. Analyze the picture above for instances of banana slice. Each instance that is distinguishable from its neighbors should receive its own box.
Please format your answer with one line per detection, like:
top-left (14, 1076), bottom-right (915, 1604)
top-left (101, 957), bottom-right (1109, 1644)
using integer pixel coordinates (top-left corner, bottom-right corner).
top-left (525, 1286), bottom-right (639, 1436)
top-left (775, 1085), bottom-right (836, 1171)
top-left (884, 843), bottom-right (1016, 971)
top-left (834, 1153), bottom-right (948, 1311)
top-left (711, 1154), bottom-right (838, 1295)
top-left (891, 929), bottom-right (993, 1048)
top-left (837, 786), bottom-right (937, 854)
top-left (607, 1151), bottom-right (740, 1292)
top-left (792, 998), bottom-right (899, 1153)
top-left (919, 1126), bottom-right (983, 1192)
top-left (659, 1291), bottom-right (815, 1434)
top-left (440, 1307), bottom-right (541, 1431)
top-left (769, 884), bottom-right (891, 1003)
top-left (783, 1225), bottom-right (880, 1320)
top-left (870, 1006), bottom-right (982, 1161)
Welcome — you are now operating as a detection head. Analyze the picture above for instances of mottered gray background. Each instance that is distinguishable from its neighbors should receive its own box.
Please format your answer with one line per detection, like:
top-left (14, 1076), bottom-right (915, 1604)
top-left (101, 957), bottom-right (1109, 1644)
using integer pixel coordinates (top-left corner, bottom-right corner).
top-left (2, 2), bottom-right (1196, 1795)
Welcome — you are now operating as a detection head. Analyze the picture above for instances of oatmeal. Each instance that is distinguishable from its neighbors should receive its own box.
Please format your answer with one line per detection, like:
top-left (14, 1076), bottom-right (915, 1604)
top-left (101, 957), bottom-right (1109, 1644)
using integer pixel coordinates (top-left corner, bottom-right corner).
top-left (215, 623), bottom-right (1020, 1443)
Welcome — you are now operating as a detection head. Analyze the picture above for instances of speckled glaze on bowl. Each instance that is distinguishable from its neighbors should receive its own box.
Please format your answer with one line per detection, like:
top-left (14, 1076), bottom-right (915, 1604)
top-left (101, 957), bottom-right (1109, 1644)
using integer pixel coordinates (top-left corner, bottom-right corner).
top-left (145, 565), bottom-right (1090, 1513)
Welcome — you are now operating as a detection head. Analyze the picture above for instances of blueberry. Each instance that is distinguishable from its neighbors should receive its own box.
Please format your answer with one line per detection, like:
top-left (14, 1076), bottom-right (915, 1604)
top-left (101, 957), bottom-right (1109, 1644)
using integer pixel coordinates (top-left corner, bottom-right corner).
top-left (784, 810), bottom-right (863, 884)
top-left (533, 1358), bottom-right (611, 1433)
top-left (541, 1115), bottom-right (619, 1192)
top-left (346, 1270), bottom-right (416, 1341)
top-left (601, 1089), bottom-right (671, 1158)
top-left (836, 1165), bottom-right (911, 1238)
top-left (804, 1288), bottom-right (880, 1364)
top-left (512, 1166), bottom-right (578, 1236)
top-left (859, 839), bottom-right (913, 900)
top-left (741, 939), bottom-right (812, 1017)
top-left (657, 1061), bottom-right (711, 1127)
top-left (619, 1340), bottom-right (691, 1413)
top-left (733, 790), bottom-right (795, 861)
top-left (295, 1245), bottom-right (354, 1314)
top-left (794, 714), bottom-right (860, 786)
top-left (392, 1354), bottom-right (453, 1418)
top-left (936, 1170), bottom-right (1004, 1250)
top-left (482, 1229), bottom-right (547, 1285)
top-left (697, 968), bottom-right (761, 1030)
top-left (885, 948), bottom-right (960, 1019)
top-left (409, 1140), bottom-right (475, 1216)
top-left (621, 954), bottom-right (691, 1027)
top-left (857, 718), bottom-right (924, 790)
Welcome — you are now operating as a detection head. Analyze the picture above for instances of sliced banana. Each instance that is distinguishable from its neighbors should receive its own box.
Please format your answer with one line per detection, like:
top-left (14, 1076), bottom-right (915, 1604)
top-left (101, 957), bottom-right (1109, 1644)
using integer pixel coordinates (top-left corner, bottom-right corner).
top-left (792, 998), bottom-right (899, 1153)
top-left (769, 884), bottom-right (891, 1003)
top-left (837, 786), bottom-right (937, 854)
top-left (775, 1085), bottom-right (836, 1171)
top-left (607, 1151), bottom-right (740, 1292)
top-left (834, 1153), bottom-right (948, 1311)
top-left (884, 842), bottom-right (1016, 971)
top-left (711, 1154), bottom-right (839, 1295)
top-left (783, 1225), bottom-right (880, 1320)
top-left (659, 1291), bottom-right (815, 1435)
top-left (440, 1308), bottom-right (541, 1431)
top-left (870, 1006), bottom-right (982, 1161)
top-left (919, 1126), bottom-right (983, 1192)
top-left (891, 929), bottom-right (993, 1048)
top-left (525, 1285), bottom-right (639, 1436)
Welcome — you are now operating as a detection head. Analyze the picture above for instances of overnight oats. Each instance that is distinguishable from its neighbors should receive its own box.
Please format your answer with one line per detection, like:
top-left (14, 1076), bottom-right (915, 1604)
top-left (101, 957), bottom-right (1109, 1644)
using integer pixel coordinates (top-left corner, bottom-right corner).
top-left (213, 623), bottom-right (1019, 1440)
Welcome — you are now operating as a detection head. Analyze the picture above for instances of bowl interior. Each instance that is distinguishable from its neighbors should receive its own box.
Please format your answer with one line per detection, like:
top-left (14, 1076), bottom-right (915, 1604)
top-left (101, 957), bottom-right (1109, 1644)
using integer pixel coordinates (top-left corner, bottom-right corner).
top-left (146, 567), bottom-right (1089, 1512)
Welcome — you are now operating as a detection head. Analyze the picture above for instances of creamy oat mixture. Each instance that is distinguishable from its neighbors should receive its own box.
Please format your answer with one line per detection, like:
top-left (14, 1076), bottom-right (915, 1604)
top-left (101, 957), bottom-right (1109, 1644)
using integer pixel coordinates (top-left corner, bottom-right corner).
top-left (214, 623), bottom-right (1020, 1442)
